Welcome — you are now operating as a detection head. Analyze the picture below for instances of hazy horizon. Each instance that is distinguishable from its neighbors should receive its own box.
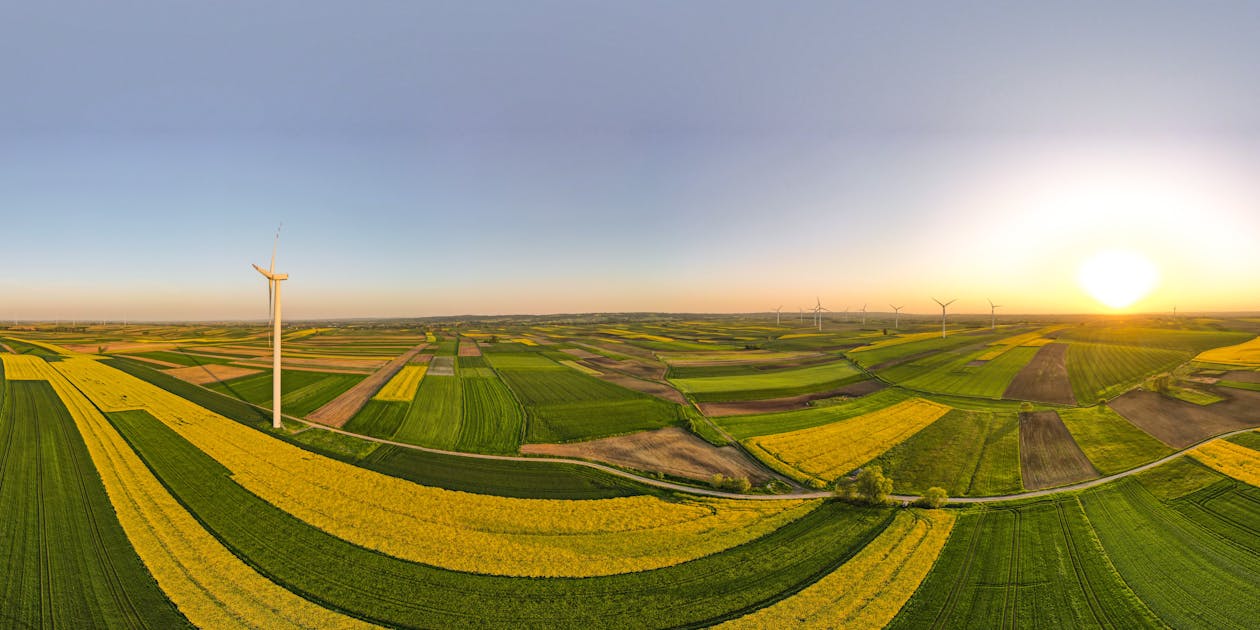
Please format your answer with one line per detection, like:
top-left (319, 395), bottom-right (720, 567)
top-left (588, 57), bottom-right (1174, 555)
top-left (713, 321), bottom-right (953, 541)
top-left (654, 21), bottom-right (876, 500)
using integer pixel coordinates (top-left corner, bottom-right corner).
top-left (6, 2), bottom-right (1260, 319)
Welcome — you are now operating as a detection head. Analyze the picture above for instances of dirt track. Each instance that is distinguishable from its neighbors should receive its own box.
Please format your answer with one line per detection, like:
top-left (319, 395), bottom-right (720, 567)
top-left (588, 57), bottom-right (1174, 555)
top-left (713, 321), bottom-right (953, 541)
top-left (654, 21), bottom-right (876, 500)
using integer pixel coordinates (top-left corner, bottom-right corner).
top-left (1003, 343), bottom-right (1076, 405)
top-left (306, 343), bottom-right (429, 427)
top-left (521, 427), bottom-right (773, 484)
top-left (1018, 411), bottom-right (1098, 490)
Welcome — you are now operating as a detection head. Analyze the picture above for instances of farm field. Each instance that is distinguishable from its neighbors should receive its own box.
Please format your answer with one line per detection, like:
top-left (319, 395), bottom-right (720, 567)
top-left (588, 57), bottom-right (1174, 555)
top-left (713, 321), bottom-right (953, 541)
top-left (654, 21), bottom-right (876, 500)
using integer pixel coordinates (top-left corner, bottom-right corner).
top-left (4, 314), bottom-right (1260, 628)
top-left (868, 409), bottom-right (1023, 496)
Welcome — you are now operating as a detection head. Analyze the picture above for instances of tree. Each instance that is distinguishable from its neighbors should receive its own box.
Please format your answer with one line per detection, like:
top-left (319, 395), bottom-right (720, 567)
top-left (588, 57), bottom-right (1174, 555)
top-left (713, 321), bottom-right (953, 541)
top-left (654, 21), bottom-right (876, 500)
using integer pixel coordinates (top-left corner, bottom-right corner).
top-left (854, 466), bottom-right (894, 505)
top-left (921, 487), bottom-right (948, 509)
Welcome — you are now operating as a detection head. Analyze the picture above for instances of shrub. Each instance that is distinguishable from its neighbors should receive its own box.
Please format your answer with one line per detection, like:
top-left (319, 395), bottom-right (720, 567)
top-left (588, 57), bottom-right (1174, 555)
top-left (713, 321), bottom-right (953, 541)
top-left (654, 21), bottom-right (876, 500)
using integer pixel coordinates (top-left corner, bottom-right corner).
top-left (919, 486), bottom-right (948, 509)
top-left (854, 466), bottom-right (894, 505)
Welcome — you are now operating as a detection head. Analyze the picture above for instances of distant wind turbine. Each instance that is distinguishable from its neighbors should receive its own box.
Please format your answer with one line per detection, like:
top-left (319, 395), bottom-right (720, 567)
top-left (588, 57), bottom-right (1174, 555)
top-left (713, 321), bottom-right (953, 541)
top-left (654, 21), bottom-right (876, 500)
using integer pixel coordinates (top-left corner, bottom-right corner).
top-left (988, 299), bottom-right (1001, 330)
top-left (774, 305), bottom-right (783, 325)
top-left (811, 297), bottom-right (831, 332)
top-left (799, 306), bottom-right (805, 324)
top-left (890, 304), bottom-right (904, 330)
top-left (932, 297), bottom-right (956, 339)
top-left (860, 304), bottom-right (867, 327)
top-left (252, 225), bottom-right (289, 430)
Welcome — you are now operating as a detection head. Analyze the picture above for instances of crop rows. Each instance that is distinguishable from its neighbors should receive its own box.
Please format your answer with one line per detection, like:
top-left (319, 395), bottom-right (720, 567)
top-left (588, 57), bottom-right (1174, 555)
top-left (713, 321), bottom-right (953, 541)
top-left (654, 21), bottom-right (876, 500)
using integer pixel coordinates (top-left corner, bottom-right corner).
top-left (882, 345), bottom-right (1038, 399)
top-left (0, 374), bottom-right (189, 627)
top-left (715, 387), bottom-right (912, 439)
top-left (96, 406), bottom-right (895, 629)
top-left (891, 497), bottom-right (1161, 628)
top-left (722, 509), bottom-right (954, 629)
top-left (869, 409), bottom-right (1023, 496)
top-left (1057, 405), bottom-right (1173, 475)
top-left (1066, 342), bottom-right (1187, 403)
top-left (374, 364), bottom-right (427, 401)
top-left (1080, 479), bottom-right (1260, 628)
top-left (24, 358), bottom-right (367, 628)
top-left (746, 398), bottom-right (951, 485)
top-left (55, 357), bottom-right (816, 578)
top-left (670, 359), bottom-right (863, 402)
top-left (206, 368), bottom-right (366, 417)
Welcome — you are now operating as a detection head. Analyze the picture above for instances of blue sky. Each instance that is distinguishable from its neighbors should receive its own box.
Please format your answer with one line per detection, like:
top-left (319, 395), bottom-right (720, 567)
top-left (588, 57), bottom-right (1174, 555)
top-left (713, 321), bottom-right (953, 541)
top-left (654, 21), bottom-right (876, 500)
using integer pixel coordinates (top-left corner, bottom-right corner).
top-left (4, 2), bottom-right (1259, 319)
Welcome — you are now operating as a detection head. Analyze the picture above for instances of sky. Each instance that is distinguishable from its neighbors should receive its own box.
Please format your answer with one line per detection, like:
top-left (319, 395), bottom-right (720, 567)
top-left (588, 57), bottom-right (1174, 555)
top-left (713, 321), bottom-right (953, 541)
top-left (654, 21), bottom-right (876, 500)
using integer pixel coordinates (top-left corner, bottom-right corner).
top-left (3, 1), bottom-right (1259, 320)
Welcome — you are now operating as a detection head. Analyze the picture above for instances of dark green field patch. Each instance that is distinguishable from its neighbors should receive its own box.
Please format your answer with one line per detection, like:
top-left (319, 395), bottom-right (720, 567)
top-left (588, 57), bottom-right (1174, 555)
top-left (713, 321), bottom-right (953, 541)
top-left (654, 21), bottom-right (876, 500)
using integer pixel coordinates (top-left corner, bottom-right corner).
top-left (1066, 343), bottom-right (1188, 404)
top-left (0, 380), bottom-right (188, 627)
top-left (205, 368), bottom-right (366, 417)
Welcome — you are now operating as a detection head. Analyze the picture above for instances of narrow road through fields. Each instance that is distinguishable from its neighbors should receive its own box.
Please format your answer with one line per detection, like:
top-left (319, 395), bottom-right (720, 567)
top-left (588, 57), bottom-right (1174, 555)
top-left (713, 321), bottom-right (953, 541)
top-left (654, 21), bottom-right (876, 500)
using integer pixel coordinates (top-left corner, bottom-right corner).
top-left (134, 357), bottom-right (1259, 506)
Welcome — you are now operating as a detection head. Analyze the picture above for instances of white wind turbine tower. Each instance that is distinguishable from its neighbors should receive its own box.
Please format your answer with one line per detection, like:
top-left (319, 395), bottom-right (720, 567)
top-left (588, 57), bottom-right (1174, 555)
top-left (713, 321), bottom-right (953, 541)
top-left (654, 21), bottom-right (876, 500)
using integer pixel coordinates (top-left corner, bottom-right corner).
top-left (811, 297), bottom-right (830, 331)
top-left (890, 304), bottom-right (904, 330)
top-left (932, 297), bottom-right (956, 339)
top-left (774, 305), bottom-right (783, 325)
top-left (860, 304), bottom-right (867, 326)
top-left (252, 226), bottom-right (289, 430)
top-left (988, 299), bottom-right (1001, 330)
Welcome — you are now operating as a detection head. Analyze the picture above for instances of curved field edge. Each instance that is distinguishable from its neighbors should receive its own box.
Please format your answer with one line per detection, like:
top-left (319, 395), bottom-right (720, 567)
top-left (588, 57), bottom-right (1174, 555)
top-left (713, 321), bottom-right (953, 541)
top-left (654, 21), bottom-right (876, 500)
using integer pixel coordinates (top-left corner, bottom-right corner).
top-left (55, 357), bottom-right (818, 579)
top-left (7, 356), bottom-right (371, 628)
top-left (85, 408), bottom-right (900, 630)
top-left (720, 509), bottom-right (954, 629)
top-left (106, 356), bottom-right (653, 499)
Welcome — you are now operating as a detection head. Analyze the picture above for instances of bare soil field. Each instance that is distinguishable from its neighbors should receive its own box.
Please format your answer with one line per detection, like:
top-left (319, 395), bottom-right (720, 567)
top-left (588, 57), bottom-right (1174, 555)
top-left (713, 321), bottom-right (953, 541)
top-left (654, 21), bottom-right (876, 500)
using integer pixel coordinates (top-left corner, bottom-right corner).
top-left (1019, 411), bottom-right (1098, 490)
top-left (582, 356), bottom-right (667, 380)
top-left (520, 427), bottom-right (774, 484)
top-left (590, 372), bottom-right (687, 404)
top-left (870, 349), bottom-right (941, 372)
top-left (428, 356), bottom-right (455, 376)
top-left (576, 340), bottom-right (658, 360)
top-left (165, 363), bottom-right (261, 385)
top-left (1110, 388), bottom-right (1260, 448)
top-left (1003, 343), bottom-right (1076, 405)
top-left (560, 347), bottom-right (602, 360)
top-left (307, 344), bottom-right (429, 427)
top-left (699, 380), bottom-right (887, 416)
top-left (408, 354), bottom-right (433, 365)
top-left (458, 339), bottom-right (482, 357)
top-left (1222, 370), bottom-right (1260, 384)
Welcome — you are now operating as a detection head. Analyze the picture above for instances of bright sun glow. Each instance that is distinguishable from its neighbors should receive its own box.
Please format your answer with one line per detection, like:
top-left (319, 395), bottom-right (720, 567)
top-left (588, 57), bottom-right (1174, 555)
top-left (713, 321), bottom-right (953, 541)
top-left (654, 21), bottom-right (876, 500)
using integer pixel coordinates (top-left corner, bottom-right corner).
top-left (1078, 249), bottom-right (1160, 309)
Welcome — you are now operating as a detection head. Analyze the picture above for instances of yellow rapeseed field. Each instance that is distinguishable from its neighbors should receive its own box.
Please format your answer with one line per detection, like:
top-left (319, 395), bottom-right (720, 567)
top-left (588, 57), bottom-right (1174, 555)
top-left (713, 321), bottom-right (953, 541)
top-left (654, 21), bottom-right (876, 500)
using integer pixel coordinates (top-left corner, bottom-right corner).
top-left (850, 331), bottom-right (944, 353)
top-left (721, 509), bottom-right (954, 629)
top-left (747, 398), bottom-right (951, 484)
top-left (34, 361), bottom-right (372, 629)
top-left (1, 354), bottom-right (59, 379)
top-left (1196, 336), bottom-right (1260, 366)
top-left (53, 358), bottom-right (819, 578)
top-left (1191, 439), bottom-right (1260, 487)
top-left (1021, 337), bottom-right (1056, 347)
top-left (373, 365), bottom-right (427, 401)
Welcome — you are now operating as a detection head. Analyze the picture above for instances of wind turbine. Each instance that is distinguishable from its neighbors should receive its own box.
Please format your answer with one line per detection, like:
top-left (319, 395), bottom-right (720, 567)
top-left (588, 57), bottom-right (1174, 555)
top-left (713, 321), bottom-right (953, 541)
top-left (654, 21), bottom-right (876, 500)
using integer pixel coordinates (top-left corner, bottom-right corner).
top-left (932, 297), bottom-right (956, 339)
top-left (988, 299), bottom-right (1001, 330)
top-left (890, 304), bottom-right (904, 330)
top-left (799, 306), bottom-right (805, 324)
top-left (774, 305), bottom-right (783, 325)
top-left (252, 226), bottom-right (289, 430)
top-left (860, 304), bottom-right (867, 327)
top-left (842, 306), bottom-right (850, 323)
top-left (812, 297), bottom-right (831, 331)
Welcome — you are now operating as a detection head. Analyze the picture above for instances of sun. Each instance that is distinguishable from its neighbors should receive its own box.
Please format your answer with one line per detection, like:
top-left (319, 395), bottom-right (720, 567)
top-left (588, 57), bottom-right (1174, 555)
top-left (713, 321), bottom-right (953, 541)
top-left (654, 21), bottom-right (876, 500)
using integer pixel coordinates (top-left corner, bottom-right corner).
top-left (1078, 249), bottom-right (1160, 310)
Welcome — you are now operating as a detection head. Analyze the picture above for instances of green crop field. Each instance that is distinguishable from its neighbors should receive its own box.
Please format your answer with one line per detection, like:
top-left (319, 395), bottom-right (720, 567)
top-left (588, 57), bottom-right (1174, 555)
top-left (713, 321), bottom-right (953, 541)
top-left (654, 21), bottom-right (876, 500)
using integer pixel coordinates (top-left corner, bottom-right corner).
top-left (1066, 342), bottom-right (1188, 403)
top-left (1057, 405), bottom-right (1174, 475)
top-left (1080, 479), bottom-right (1260, 628)
top-left (880, 345), bottom-right (1038, 398)
top-left (868, 409), bottom-right (1023, 496)
top-left (104, 406), bottom-right (894, 628)
top-left (488, 352), bottom-right (684, 442)
top-left (0, 378), bottom-right (188, 627)
top-left (391, 373), bottom-right (463, 448)
top-left (891, 497), bottom-right (1161, 629)
top-left (714, 387), bottom-right (912, 439)
top-left (669, 359), bottom-right (864, 401)
top-left (206, 368), bottom-right (366, 417)
top-left (5, 313), bottom-right (1260, 628)
top-left (130, 349), bottom-right (235, 366)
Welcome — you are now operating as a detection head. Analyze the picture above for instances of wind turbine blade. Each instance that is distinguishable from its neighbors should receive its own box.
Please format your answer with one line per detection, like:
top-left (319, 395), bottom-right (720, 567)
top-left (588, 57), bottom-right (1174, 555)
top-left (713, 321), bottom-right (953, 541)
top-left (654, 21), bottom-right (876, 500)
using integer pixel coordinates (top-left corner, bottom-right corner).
top-left (946, 299), bottom-right (957, 306)
top-left (270, 224), bottom-right (283, 273)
